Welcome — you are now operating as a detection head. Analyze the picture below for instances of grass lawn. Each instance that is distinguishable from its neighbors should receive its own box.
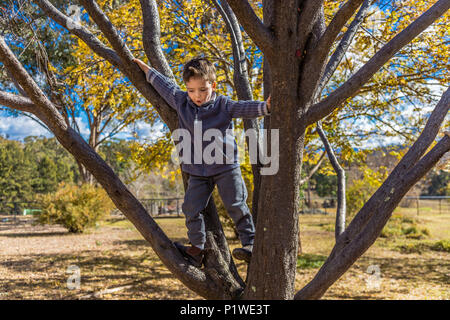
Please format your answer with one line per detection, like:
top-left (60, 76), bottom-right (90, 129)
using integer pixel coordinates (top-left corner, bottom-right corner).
top-left (0, 206), bottom-right (448, 300)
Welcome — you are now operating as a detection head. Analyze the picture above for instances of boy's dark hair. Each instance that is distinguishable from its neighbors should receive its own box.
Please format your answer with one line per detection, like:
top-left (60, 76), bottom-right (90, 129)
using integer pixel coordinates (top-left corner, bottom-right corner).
top-left (182, 56), bottom-right (216, 83)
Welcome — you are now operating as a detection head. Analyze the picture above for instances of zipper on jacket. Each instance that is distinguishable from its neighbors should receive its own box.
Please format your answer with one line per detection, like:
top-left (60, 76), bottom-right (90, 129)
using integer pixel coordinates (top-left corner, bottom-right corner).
top-left (194, 105), bottom-right (200, 123)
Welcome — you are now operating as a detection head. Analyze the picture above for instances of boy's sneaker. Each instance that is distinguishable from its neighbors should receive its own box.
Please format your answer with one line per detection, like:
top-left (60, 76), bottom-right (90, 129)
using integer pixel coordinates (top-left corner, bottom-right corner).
top-left (174, 242), bottom-right (204, 268)
top-left (232, 245), bottom-right (253, 263)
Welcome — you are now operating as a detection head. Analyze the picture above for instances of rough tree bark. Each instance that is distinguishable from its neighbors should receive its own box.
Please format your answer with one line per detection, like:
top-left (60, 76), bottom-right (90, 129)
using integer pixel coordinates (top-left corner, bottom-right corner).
top-left (0, 0), bottom-right (448, 300)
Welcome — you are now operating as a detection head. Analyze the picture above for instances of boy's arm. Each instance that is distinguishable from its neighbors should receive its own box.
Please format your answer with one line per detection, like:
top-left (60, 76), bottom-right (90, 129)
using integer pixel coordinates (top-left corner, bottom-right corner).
top-left (133, 58), bottom-right (184, 110)
top-left (225, 96), bottom-right (271, 119)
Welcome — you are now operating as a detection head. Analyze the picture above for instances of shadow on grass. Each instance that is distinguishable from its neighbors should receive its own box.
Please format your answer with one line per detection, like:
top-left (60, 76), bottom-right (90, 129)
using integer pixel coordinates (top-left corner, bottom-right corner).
top-left (115, 238), bottom-right (188, 248)
top-left (0, 231), bottom-right (69, 238)
top-left (0, 245), bottom-right (193, 299)
top-left (328, 254), bottom-right (450, 300)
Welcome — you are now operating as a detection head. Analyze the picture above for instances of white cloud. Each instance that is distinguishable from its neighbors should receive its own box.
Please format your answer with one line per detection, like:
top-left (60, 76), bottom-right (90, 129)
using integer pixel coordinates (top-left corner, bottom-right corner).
top-left (115, 121), bottom-right (166, 143)
top-left (73, 116), bottom-right (91, 138)
top-left (0, 112), bottom-right (165, 145)
top-left (0, 115), bottom-right (53, 141)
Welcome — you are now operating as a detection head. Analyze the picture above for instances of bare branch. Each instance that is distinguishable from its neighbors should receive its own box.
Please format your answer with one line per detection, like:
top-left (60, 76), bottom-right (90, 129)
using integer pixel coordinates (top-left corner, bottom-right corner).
top-left (225, 0), bottom-right (276, 56)
top-left (0, 90), bottom-right (35, 113)
top-left (0, 90), bottom-right (51, 133)
top-left (306, 0), bottom-right (450, 125)
top-left (33, 0), bottom-right (178, 129)
top-left (0, 36), bottom-right (67, 130)
top-left (211, 0), bottom-right (252, 98)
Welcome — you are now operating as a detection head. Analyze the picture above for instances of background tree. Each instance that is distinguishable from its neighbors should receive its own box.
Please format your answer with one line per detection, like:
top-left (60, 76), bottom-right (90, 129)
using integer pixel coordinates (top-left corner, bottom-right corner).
top-left (0, 0), bottom-right (146, 184)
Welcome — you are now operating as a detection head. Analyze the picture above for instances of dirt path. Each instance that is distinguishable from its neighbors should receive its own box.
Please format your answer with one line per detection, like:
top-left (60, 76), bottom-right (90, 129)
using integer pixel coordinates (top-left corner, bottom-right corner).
top-left (0, 215), bottom-right (197, 299)
top-left (0, 214), bottom-right (448, 300)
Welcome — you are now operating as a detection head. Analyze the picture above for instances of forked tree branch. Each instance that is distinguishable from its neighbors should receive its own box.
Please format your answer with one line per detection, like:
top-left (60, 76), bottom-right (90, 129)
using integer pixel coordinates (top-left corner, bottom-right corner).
top-left (314, 0), bottom-right (365, 60)
top-left (225, 0), bottom-right (276, 56)
top-left (305, 0), bottom-right (450, 125)
top-left (318, 0), bottom-right (374, 95)
top-left (33, 0), bottom-right (178, 130)
top-left (30, 0), bottom-right (246, 297)
top-left (78, 0), bottom-right (134, 63)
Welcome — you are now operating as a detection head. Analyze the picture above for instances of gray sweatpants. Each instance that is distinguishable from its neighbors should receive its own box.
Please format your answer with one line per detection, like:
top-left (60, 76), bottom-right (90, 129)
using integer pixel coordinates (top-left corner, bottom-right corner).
top-left (181, 167), bottom-right (255, 250)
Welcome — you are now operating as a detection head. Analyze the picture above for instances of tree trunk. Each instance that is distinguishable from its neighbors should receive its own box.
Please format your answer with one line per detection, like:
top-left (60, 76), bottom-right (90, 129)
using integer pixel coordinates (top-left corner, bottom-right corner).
top-left (245, 66), bottom-right (306, 298)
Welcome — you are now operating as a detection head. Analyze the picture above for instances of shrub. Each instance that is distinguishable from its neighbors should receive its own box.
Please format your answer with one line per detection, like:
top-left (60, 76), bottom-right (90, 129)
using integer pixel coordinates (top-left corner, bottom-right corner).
top-left (396, 243), bottom-right (427, 254)
top-left (380, 214), bottom-right (430, 239)
top-left (35, 182), bottom-right (115, 233)
top-left (431, 240), bottom-right (450, 252)
top-left (346, 167), bottom-right (388, 218)
top-left (397, 240), bottom-right (450, 254)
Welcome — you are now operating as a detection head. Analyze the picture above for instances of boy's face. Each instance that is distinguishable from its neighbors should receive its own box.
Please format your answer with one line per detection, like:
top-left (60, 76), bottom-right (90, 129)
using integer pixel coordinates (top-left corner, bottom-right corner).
top-left (186, 77), bottom-right (216, 107)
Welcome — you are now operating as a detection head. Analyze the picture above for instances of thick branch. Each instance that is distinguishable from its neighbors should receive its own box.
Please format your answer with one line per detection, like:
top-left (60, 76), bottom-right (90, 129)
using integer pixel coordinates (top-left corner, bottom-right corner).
top-left (139, 0), bottom-right (174, 77)
top-left (329, 87), bottom-right (450, 256)
top-left (306, 0), bottom-right (450, 125)
top-left (314, 0), bottom-right (365, 60)
top-left (0, 91), bottom-right (36, 114)
top-left (0, 90), bottom-right (51, 133)
top-left (78, 0), bottom-right (134, 63)
top-left (318, 0), bottom-right (374, 95)
top-left (225, 0), bottom-right (275, 56)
